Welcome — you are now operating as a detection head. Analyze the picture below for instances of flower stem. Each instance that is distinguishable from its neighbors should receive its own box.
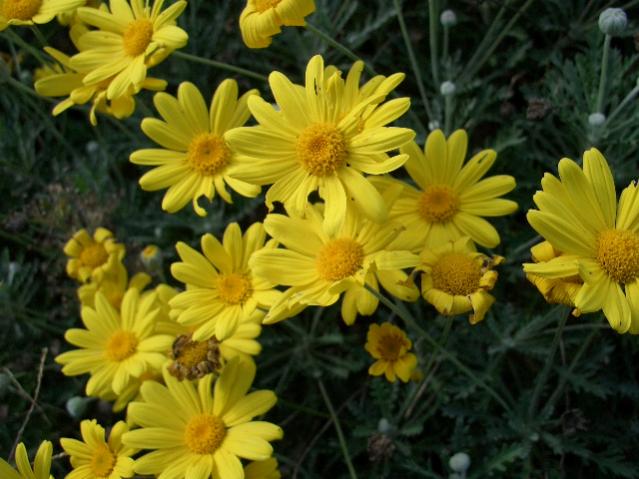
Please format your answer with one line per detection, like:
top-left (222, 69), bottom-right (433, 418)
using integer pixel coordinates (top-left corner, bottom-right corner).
top-left (428, 0), bottom-right (440, 86)
top-left (172, 51), bottom-right (268, 82)
top-left (444, 94), bottom-right (453, 134)
top-left (596, 34), bottom-right (611, 113)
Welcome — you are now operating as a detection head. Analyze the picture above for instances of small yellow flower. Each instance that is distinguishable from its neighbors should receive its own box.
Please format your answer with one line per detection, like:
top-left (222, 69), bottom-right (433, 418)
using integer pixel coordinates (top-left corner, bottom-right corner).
top-left (244, 457), bottom-right (281, 479)
top-left (0, 0), bottom-right (84, 31)
top-left (365, 322), bottom-right (417, 383)
top-left (60, 419), bottom-right (136, 479)
top-left (77, 261), bottom-right (151, 309)
top-left (0, 441), bottom-right (52, 479)
top-left (63, 227), bottom-right (125, 283)
top-left (418, 237), bottom-right (502, 324)
top-left (239, 0), bottom-right (316, 48)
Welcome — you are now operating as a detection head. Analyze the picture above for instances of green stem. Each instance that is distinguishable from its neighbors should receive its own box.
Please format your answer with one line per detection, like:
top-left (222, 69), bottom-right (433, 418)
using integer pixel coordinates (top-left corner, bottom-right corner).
top-left (527, 310), bottom-right (570, 418)
top-left (172, 51), bottom-right (268, 82)
top-left (442, 25), bottom-right (450, 71)
top-left (364, 284), bottom-right (512, 412)
top-left (428, 0), bottom-right (440, 86)
top-left (444, 94), bottom-right (453, 135)
top-left (317, 379), bottom-right (358, 479)
top-left (393, 0), bottom-right (433, 121)
top-left (606, 83), bottom-right (639, 125)
top-left (596, 34), bottom-right (611, 113)
top-left (3, 29), bottom-right (48, 64)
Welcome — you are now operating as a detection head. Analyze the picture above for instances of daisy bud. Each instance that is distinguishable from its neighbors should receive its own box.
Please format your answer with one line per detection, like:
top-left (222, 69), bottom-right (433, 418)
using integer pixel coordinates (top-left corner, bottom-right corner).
top-left (598, 8), bottom-right (627, 36)
top-left (66, 396), bottom-right (92, 419)
top-left (440, 81), bottom-right (456, 96)
top-left (440, 10), bottom-right (457, 27)
top-left (588, 112), bottom-right (606, 127)
top-left (428, 120), bottom-right (441, 130)
top-left (86, 141), bottom-right (100, 155)
top-left (377, 418), bottom-right (394, 434)
top-left (449, 452), bottom-right (471, 473)
top-left (140, 244), bottom-right (162, 271)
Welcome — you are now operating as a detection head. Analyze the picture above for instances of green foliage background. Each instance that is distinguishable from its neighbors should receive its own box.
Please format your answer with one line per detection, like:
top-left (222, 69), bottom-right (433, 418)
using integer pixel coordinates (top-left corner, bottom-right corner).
top-left (1, 0), bottom-right (639, 477)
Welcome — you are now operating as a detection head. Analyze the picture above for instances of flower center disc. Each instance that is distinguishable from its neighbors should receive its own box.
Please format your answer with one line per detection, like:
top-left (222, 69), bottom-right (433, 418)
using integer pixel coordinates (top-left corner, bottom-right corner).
top-left (122, 19), bottom-right (154, 56)
top-left (105, 330), bottom-right (138, 361)
top-left (376, 333), bottom-right (407, 361)
top-left (187, 133), bottom-right (231, 176)
top-left (90, 444), bottom-right (116, 477)
top-left (254, 0), bottom-right (281, 12)
top-left (431, 252), bottom-right (482, 296)
top-left (216, 273), bottom-right (252, 305)
top-left (418, 185), bottom-right (459, 223)
top-left (316, 238), bottom-right (364, 281)
top-left (596, 229), bottom-right (639, 284)
top-left (184, 414), bottom-right (226, 455)
top-left (2, 0), bottom-right (42, 20)
top-left (296, 123), bottom-right (347, 176)
top-left (168, 335), bottom-right (222, 380)
top-left (80, 243), bottom-right (109, 268)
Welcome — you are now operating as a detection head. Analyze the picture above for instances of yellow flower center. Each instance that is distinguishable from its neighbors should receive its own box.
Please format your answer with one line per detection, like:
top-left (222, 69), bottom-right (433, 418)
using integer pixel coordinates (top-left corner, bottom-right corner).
top-left (168, 335), bottom-right (222, 381)
top-left (216, 273), bottom-right (252, 305)
top-left (1, 0), bottom-right (42, 20)
top-left (187, 133), bottom-right (231, 176)
top-left (105, 330), bottom-right (138, 362)
top-left (122, 19), bottom-right (154, 57)
top-left (184, 414), bottom-right (226, 455)
top-left (596, 229), bottom-right (639, 284)
top-left (89, 444), bottom-right (116, 477)
top-left (431, 252), bottom-right (482, 296)
top-left (376, 332), bottom-right (407, 361)
top-left (316, 238), bottom-right (364, 281)
top-left (296, 123), bottom-right (347, 176)
top-left (80, 243), bottom-right (109, 268)
top-left (418, 185), bottom-right (459, 223)
top-left (254, 0), bottom-right (281, 12)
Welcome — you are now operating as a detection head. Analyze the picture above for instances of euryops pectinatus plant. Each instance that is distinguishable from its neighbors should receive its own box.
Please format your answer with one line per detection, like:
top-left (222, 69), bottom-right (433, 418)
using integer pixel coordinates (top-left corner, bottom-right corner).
top-left (2, 1), bottom-right (639, 477)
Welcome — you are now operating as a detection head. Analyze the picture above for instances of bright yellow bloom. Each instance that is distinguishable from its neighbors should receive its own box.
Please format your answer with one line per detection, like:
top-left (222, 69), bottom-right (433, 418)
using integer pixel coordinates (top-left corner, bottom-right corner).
top-left (250, 204), bottom-right (418, 325)
top-left (64, 227), bottom-right (125, 283)
top-left (418, 237), bottom-right (502, 324)
top-left (365, 322), bottom-right (417, 383)
top-left (375, 129), bottom-right (518, 251)
top-left (169, 222), bottom-right (281, 341)
top-left (228, 54), bottom-right (415, 235)
top-left (524, 148), bottom-right (639, 333)
top-left (56, 0), bottom-right (100, 26)
top-left (149, 283), bottom-right (185, 335)
top-left (60, 419), bottom-right (136, 479)
top-left (239, 0), bottom-right (315, 49)
top-left (77, 261), bottom-right (151, 309)
top-left (0, 441), bottom-right (52, 479)
top-left (123, 358), bottom-right (283, 479)
top-left (56, 289), bottom-right (173, 396)
top-left (70, 0), bottom-right (187, 101)
top-left (130, 80), bottom-right (261, 216)
top-left (0, 0), bottom-right (83, 30)
top-left (244, 458), bottom-right (281, 479)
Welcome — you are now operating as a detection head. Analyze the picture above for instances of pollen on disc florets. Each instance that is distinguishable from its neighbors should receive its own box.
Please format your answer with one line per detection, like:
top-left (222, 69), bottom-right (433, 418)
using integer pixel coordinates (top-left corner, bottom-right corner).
top-left (80, 243), bottom-right (109, 268)
top-left (596, 229), bottom-right (639, 284)
top-left (418, 185), bottom-right (459, 223)
top-left (90, 444), bottom-right (116, 477)
top-left (316, 238), bottom-right (364, 281)
top-left (122, 19), bottom-right (154, 57)
top-left (376, 332), bottom-right (409, 361)
top-left (431, 253), bottom-right (482, 296)
top-left (187, 133), bottom-right (231, 176)
top-left (184, 414), bottom-right (226, 455)
top-left (216, 273), bottom-right (253, 305)
top-left (105, 330), bottom-right (138, 362)
top-left (296, 123), bottom-right (348, 176)
top-left (168, 334), bottom-right (222, 381)
top-left (2, 0), bottom-right (42, 20)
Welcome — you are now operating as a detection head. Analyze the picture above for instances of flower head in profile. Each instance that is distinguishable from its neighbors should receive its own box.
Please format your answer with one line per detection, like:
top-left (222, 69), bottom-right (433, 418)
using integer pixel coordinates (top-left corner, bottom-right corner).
top-left (123, 358), bottom-right (283, 479)
top-left (0, 0), bottom-right (83, 31)
top-left (77, 261), bottom-right (151, 309)
top-left (0, 441), bottom-right (52, 479)
top-left (228, 54), bottom-right (415, 234)
top-left (56, 289), bottom-right (173, 396)
top-left (64, 227), bottom-right (125, 283)
top-left (60, 420), bottom-right (136, 479)
top-left (169, 222), bottom-right (281, 341)
top-left (70, 0), bottom-right (188, 101)
top-left (239, 0), bottom-right (315, 48)
top-left (365, 322), bottom-right (417, 383)
top-left (130, 80), bottom-right (261, 216)
top-left (376, 129), bottom-right (517, 251)
top-left (243, 458), bottom-right (281, 479)
top-left (418, 237), bottom-right (502, 324)
top-left (524, 148), bottom-right (639, 334)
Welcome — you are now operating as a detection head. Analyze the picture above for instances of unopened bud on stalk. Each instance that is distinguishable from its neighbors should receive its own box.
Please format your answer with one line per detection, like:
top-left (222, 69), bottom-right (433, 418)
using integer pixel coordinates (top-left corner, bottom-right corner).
top-left (449, 452), bottom-right (471, 473)
top-left (440, 10), bottom-right (457, 27)
top-left (598, 8), bottom-right (627, 36)
top-left (588, 112), bottom-right (606, 127)
top-left (440, 81), bottom-right (456, 96)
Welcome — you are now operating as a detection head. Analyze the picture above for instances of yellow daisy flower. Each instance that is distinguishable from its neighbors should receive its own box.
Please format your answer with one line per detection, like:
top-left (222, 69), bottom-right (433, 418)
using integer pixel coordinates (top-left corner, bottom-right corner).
top-left (418, 237), bottom-right (502, 324)
top-left (149, 283), bottom-right (185, 335)
top-left (524, 148), bottom-right (639, 334)
top-left (55, 289), bottom-right (173, 396)
top-left (130, 80), bottom-right (261, 216)
top-left (123, 358), bottom-right (283, 479)
top-left (244, 458), bottom-right (281, 479)
top-left (250, 204), bottom-right (418, 325)
top-left (77, 261), bottom-right (151, 309)
top-left (60, 419), bottom-right (136, 479)
top-left (69, 0), bottom-right (188, 101)
top-left (376, 129), bottom-right (518, 250)
top-left (0, 0), bottom-right (83, 30)
top-left (57, 0), bottom-right (100, 26)
top-left (239, 0), bottom-right (315, 49)
top-left (169, 222), bottom-right (281, 341)
top-left (525, 241), bottom-right (582, 315)
top-left (365, 322), bottom-right (417, 383)
top-left (228, 54), bottom-right (415, 234)
top-left (112, 368), bottom-right (162, 413)
top-left (0, 441), bottom-right (52, 479)
top-left (64, 227), bottom-right (125, 283)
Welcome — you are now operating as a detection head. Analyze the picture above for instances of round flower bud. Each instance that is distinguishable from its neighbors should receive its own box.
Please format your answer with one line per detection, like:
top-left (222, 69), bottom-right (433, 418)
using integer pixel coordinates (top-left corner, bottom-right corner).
top-left (85, 141), bottom-right (100, 154)
top-left (440, 9), bottom-right (457, 27)
top-left (588, 112), bottom-right (606, 127)
top-left (598, 8), bottom-right (627, 36)
top-left (428, 120), bottom-right (441, 131)
top-left (140, 244), bottom-right (162, 271)
top-left (66, 396), bottom-right (92, 419)
top-left (440, 81), bottom-right (456, 96)
top-left (377, 418), bottom-right (394, 434)
top-left (449, 452), bottom-right (471, 472)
